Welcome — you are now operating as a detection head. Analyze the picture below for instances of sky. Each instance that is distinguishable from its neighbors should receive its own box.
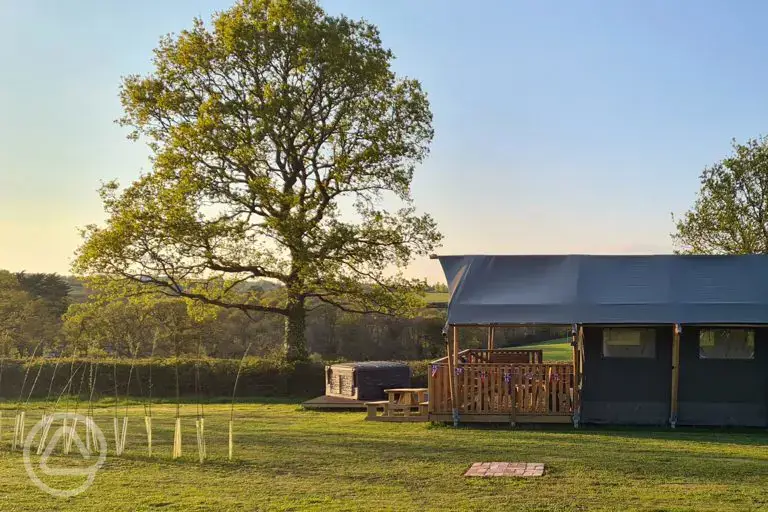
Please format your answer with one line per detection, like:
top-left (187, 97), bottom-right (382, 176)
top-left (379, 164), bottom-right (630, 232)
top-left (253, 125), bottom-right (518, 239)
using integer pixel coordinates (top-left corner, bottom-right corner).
top-left (3, 0), bottom-right (768, 283)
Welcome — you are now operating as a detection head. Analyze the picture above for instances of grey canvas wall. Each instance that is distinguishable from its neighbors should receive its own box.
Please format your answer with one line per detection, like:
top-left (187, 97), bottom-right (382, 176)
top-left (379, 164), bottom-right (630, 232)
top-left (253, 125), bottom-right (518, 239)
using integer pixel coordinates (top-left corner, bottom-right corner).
top-left (677, 327), bottom-right (768, 427)
top-left (581, 326), bottom-right (672, 425)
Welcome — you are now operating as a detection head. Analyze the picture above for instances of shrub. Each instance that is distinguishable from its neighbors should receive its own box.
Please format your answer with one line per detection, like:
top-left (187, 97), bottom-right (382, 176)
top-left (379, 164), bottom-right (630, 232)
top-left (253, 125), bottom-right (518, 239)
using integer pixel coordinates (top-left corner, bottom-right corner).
top-left (0, 357), bottom-right (325, 400)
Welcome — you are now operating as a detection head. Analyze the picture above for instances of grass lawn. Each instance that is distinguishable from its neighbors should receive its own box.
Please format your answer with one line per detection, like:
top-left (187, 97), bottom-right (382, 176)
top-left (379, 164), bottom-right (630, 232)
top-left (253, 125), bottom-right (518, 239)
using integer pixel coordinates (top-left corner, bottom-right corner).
top-left (514, 338), bottom-right (573, 361)
top-left (1, 401), bottom-right (767, 511)
top-left (423, 291), bottom-right (449, 303)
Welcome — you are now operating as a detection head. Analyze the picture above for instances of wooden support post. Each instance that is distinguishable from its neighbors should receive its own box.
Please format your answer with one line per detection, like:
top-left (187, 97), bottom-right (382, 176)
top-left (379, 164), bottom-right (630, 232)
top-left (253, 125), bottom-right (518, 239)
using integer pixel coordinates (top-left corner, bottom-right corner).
top-left (452, 325), bottom-right (459, 367)
top-left (670, 323), bottom-right (680, 428)
top-left (445, 328), bottom-right (459, 427)
top-left (488, 326), bottom-right (495, 351)
top-left (572, 325), bottom-right (583, 428)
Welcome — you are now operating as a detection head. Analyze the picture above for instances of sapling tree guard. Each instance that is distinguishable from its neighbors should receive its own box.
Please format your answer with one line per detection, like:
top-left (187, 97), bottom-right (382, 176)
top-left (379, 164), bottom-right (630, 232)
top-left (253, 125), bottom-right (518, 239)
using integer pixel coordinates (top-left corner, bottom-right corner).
top-left (74, 0), bottom-right (442, 361)
top-left (674, 136), bottom-right (768, 254)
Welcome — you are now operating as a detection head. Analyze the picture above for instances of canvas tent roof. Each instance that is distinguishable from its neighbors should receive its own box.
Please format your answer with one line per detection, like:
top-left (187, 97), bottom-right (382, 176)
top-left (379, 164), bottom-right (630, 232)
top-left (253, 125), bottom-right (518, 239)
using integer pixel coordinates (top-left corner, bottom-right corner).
top-left (436, 254), bottom-right (768, 325)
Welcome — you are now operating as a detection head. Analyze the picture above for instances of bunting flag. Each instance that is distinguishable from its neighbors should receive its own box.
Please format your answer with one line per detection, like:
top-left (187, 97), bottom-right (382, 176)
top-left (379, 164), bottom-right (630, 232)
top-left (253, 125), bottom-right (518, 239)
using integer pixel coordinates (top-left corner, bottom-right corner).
top-left (454, 367), bottom-right (463, 376)
top-left (503, 372), bottom-right (512, 383)
top-left (480, 371), bottom-right (486, 383)
top-left (431, 365), bottom-right (439, 377)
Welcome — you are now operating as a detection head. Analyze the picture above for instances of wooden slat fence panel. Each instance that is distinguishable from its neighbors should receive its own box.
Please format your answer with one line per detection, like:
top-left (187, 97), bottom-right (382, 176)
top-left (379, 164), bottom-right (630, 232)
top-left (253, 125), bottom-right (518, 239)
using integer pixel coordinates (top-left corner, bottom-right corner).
top-left (428, 362), bottom-right (574, 417)
top-left (464, 349), bottom-right (544, 364)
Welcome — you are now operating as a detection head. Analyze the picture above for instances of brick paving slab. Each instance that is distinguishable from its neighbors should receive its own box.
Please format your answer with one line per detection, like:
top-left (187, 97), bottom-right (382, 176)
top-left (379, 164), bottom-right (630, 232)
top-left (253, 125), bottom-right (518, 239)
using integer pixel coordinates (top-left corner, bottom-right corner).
top-left (464, 462), bottom-right (544, 477)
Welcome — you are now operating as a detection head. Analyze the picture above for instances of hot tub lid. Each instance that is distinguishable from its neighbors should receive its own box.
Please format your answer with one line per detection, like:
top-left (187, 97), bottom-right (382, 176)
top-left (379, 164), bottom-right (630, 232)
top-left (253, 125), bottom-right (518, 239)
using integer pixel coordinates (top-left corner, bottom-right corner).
top-left (330, 361), bottom-right (409, 369)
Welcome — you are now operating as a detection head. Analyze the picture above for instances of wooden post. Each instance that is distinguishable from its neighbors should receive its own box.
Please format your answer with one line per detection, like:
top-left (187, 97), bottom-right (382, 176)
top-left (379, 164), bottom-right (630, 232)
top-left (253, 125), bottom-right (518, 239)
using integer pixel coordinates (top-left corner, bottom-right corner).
top-left (670, 324), bottom-right (681, 428)
top-left (452, 325), bottom-right (459, 367)
top-left (445, 333), bottom-right (454, 402)
top-left (571, 327), bottom-right (578, 425)
top-left (572, 325), bottom-right (583, 428)
top-left (488, 326), bottom-right (495, 351)
top-left (445, 328), bottom-right (459, 427)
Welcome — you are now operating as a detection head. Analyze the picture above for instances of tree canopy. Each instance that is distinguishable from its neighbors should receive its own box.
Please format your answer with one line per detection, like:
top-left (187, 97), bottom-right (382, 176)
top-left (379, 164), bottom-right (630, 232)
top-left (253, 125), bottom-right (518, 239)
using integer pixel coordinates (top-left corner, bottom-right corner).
top-left (16, 271), bottom-right (71, 316)
top-left (0, 271), bottom-right (64, 356)
top-left (674, 136), bottom-right (768, 254)
top-left (73, 0), bottom-right (441, 361)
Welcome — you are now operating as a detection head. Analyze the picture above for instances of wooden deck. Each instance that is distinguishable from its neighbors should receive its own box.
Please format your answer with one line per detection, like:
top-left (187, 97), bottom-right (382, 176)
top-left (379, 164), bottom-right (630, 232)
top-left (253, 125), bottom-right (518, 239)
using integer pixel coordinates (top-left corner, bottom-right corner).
top-left (428, 413), bottom-right (572, 424)
top-left (301, 395), bottom-right (368, 411)
top-left (428, 349), bottom-right (577, 424)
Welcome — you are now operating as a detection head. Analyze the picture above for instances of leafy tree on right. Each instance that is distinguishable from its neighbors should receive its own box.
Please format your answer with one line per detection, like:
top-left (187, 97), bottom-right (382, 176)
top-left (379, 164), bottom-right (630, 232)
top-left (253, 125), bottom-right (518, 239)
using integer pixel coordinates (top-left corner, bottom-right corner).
top-left (674, 136), bottom-right (768, 254)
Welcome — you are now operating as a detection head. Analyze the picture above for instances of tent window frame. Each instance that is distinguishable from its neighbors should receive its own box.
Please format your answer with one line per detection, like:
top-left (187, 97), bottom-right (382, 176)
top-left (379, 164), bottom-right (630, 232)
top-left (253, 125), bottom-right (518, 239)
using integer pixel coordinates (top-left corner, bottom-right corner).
top-left (698, 328), bottom-right (755, 360)
top-left (601, 327), bottom-right (657, 359)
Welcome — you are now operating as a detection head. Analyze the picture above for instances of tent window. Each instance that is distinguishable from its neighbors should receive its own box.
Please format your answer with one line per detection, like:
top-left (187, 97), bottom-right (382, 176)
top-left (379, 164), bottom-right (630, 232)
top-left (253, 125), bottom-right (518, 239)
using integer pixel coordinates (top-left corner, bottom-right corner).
top-left (699, 329), bottom-right (755, 360)
top-left (602, 328), bottom-right (656, 358)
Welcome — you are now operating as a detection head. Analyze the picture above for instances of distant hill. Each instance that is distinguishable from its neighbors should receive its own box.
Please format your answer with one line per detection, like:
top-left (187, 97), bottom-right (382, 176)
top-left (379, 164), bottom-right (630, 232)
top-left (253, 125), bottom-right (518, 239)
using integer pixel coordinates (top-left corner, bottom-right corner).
top-left (62, 276), bottom-right (89, 302)
top-left (61, 275), bottom-right (282, 304)
top-left (61, 276), bottom-right (449, 311)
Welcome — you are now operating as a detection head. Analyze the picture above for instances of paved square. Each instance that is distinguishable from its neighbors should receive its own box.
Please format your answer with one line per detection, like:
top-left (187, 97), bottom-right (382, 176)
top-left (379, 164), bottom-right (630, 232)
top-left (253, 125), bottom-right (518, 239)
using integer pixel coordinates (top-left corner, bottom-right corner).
top-left (464, 462), bottom-right (544, 477)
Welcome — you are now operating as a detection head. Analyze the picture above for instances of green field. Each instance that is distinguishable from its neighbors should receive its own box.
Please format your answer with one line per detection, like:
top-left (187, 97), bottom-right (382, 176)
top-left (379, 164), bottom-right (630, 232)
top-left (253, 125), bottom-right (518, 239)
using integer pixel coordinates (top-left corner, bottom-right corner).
top-left (2, 401), bottom-right (767, 511)
top-left (514, 337), bottom-right (573, 361)
top-left (423, 291), bottom-right (449, 303)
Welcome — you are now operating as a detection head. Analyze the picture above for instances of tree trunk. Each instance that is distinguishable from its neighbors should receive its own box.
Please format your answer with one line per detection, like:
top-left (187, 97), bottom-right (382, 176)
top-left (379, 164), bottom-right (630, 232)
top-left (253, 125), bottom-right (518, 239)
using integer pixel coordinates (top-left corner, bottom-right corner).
top-left (284, 297), bottom-right (308, 362)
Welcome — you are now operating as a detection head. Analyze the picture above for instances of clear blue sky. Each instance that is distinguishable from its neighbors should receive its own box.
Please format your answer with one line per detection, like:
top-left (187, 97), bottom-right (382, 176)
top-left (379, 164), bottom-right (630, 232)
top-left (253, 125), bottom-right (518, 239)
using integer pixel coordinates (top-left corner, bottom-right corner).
top-left (2, 0), bottom-right (768, 282)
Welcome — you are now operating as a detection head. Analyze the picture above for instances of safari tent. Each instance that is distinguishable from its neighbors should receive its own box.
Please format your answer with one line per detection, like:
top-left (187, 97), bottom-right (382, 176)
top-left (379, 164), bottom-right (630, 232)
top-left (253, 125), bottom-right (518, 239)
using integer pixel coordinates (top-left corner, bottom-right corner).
top-left (429, 254), bottom-right (768, 427)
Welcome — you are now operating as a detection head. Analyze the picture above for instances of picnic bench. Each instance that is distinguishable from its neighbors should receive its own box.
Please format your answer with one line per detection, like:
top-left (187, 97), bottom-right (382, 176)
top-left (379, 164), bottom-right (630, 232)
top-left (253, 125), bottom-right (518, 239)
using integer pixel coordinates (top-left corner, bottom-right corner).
top-left (365, 388), bottom-right (428, 422)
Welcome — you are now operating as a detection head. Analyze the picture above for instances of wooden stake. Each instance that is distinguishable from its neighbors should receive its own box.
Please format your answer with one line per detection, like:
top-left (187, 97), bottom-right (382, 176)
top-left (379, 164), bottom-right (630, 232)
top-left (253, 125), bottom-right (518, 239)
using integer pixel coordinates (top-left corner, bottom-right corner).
top-left (144, 416), bottom-right (152, 457)
top-left (15, 411), bottom-right (25, 451)
top-left (172, 417), bottom-right (182, 459)
top-left (201, 418), bottom-right (206, 459)
top-left (84, 416), bottom-right (92, 454)
top-left (65, 416), bottom-right (79, 454)
top-left (670, 324), bottom-right (681, 428)
top-left (228, 343), bottom-right (252, 463)
top-left (91, 418), bottom-right (98, 450)
top-left (112, 417), bottom-right (119, 456)
top-left (111, 415), bottom-right (128, 456)
top-left (121, 416), bottom-right (128, 455)
top-left (488, 326), bottom-right (495, 350)
top-left (40, 414), bottom-right (53, 455)
top-left (228, 420), bottom-right (234, 461)
top-left (12, 412), bottom-right (19, 451)
top-left (85, 416), bottom-right (98, 453)
top-left (195, 417), bottom-right (206, 463)
top-left (195, 419), bottom-right (202, 463)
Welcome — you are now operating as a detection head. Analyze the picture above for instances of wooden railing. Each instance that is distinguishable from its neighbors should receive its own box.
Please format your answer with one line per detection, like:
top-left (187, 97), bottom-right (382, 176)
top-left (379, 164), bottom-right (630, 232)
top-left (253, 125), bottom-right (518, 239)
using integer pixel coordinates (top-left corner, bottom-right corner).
top-left (428, 359), bottom-right (575, 422)
top-left (461, 349), bottom-right (543, 364)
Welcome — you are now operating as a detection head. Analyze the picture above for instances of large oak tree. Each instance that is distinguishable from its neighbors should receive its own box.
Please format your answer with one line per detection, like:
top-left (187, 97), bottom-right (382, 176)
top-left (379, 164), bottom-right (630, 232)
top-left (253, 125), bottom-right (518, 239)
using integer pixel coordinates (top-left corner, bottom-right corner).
top-left (674, 136), bottom-right (768, 254)
top-left (74, 0), bottom-right (441, 361)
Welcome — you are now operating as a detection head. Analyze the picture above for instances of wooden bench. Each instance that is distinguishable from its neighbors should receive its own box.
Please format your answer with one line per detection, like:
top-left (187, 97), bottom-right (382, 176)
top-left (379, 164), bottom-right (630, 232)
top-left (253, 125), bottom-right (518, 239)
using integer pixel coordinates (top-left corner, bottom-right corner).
top-left (365, 400), bottom-right (429, 421)
top-left (365, 400), bottom-right (389, 420)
